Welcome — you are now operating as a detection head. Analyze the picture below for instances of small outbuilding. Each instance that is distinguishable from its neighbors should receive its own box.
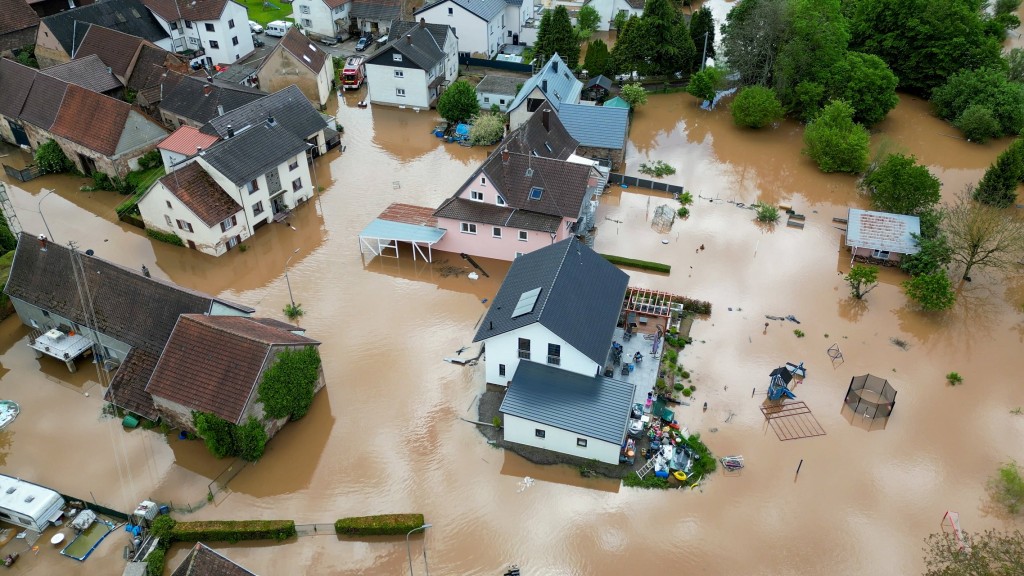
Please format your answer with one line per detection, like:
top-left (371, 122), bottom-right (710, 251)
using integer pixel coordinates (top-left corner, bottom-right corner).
top-left (582, 75), bottom-right (611, 101)
top-left (475, 75), bottom-right (520, 112)
top-left (845, 208), bottom-right (921, 265)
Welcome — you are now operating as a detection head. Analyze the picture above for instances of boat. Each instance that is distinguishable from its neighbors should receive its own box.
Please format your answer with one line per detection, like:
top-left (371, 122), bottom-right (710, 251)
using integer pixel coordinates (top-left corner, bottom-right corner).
top-left (0, 401), bottom-right (19, 429)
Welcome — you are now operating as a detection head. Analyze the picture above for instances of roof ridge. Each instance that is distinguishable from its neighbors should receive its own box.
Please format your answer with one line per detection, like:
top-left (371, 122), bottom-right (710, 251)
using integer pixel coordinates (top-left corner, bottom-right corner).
top-left (184, 313), bottom-right (309, 345)
top-left (534, 237), bottom-right (573, 320)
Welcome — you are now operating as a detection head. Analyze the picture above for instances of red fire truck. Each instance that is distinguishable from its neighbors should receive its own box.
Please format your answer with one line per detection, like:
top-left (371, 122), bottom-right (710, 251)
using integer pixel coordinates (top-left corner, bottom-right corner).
top-left (341, 56), bottom-right (366, 90)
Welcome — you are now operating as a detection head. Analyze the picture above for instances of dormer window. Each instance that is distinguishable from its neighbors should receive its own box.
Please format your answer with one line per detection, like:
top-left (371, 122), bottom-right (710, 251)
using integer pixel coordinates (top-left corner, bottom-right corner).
top-left (393, 53), bottom-right (403, 62)
top-left (529, 187), bottom-right (543, 200)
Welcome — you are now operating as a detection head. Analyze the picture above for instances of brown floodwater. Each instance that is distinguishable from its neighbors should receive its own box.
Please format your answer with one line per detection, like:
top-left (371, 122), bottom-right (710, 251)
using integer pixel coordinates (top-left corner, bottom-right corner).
top-left (2, 42), bottom-right (1024, 575)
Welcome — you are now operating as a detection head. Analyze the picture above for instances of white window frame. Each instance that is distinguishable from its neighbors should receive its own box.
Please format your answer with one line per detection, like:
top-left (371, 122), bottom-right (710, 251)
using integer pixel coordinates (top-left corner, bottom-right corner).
top-left (492, 226), bottom-right (501, 238)
top-left (470, 190), bottom-right (484, 201)
top-left (496, 195), bottom-right (506, 206)
top-left (396, 88), bottom-right (406, 97)
top-left (460, 222), bottom-right (477, 234)
top-left (394, 69), bottom-right (404, 78)
top-left (518, 230), bottom-right (528, 241)
top-left (872, 249), bottom-right (891, 260)
top-left (164, 215), bottom-right (173, 227)
top-left (393, 53), bottom-right (403, 62)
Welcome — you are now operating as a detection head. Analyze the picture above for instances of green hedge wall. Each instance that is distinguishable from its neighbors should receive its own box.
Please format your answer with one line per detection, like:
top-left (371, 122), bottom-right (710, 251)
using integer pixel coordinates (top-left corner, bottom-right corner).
top-left (170, 520), bottom-right (296, 543)
top-left (600, 254), bottom-right (672, 274)
top-left (334, 514), bottom-right (426, 536)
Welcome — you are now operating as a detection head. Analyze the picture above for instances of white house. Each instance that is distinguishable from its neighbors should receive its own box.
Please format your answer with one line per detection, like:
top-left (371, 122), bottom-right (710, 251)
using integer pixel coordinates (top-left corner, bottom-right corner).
top-left (142, 0), bottom-right (255, 67)
top-left (157, 125), bottom-right (221, 171)
top-left (583, 0), bottom-right (644, 31)
top-left (415, 0), bottom-right (528, 58)
top-left (475, 74), bottom-right (519, 112)
top-left (0, 475), bottom-right (65, 533)
top-left (365, 20), bottom-right (458, 110)
top-left (472, 237), bottom-right (633, 464)
top-left (293, 0), bottom-right (352, 41)
top-left (139, 118), bottom-right (315, 256)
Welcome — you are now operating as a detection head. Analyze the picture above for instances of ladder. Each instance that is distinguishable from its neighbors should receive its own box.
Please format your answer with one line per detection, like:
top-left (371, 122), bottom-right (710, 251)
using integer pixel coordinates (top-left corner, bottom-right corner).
top-left (636, 455), bottom-right (659, 479)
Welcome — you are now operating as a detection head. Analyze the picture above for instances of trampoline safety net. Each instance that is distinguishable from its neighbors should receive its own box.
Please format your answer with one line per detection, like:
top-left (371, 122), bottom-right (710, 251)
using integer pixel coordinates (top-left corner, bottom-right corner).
top-left (844, 374), bottom-right (897, 419)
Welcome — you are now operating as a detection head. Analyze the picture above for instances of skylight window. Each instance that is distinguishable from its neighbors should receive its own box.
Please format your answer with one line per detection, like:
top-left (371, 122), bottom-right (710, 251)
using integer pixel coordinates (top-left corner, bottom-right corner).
top-left (303, 55), bottom-right (311, 63)
top-left (529, 187), bottom-right (543, 200)
top-left (512, 287), bottom-right (542, 318)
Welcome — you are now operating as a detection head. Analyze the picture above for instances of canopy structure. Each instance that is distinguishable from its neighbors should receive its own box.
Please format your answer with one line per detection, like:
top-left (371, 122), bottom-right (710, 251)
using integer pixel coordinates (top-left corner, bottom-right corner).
top-left (844, 374), bottom-right (897, 420)
top-left (358, 203), bottom-right (446, 262)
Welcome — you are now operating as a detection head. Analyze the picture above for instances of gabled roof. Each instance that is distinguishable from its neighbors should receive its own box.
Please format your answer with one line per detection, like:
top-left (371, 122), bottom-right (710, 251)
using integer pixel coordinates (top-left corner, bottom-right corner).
top-left (603, 96), bottom-right (629, 109)
top-left (557, 102), bottom-right (629, 150)
top-left (473, 237), bottom-right (630, 365)
top-left (500, 107), bottom-right (578, 160)
top-left (0, 0), bottom-right (40, 36)
top-left (19, 73), bottom-right (69, 130)
top-left (202, 84), bottom-right (328, 141)
top-left (277, 27), bottom-right (328, 73)
top-left (73, 24), bottom-right (146, 80)
top-left (508, 54), bottom-right (582, 112)
top-left (476, 74), bottom-right (520, 96)
top-left (0, 58), bottom-right (40, 119)
top-left (159, 125), bottom-right (220, 155)
top-left (42, 54), bottom-right (122, 93)
top-left (141, 0), bottom-right (229, 23)
top-left (323, 0), bottom-right (352, 9)
top-left (146, 314), bottom-right (319, 424)
top-left (49, 83), bottom-right (131, 156)
top-left (501, 361), bottom-right (635, 444)
top-left (157, 161), bottom-right (240, 226)
top-left (433, 197), bottom-right (562, 233)
top-left (476, 150), bottom-right (594, 219)
top-left (198, 120), bottom-right (310, 185)
top-left (350, 0), bottom-right (402, 21)
top-left (41, 0), bottom-right (168, 56)
top-left (368, 21), bottom-right (451, 71)
top-left (160, 75), bottom-right (265, 125)
top-left (415, 0), bottom-right (504, 22)
top-left (584, 74), bottom-right (611, 91)
top-left (170, 543), bottom-right (257, 576)
top-left (117, 109), bottom-right (170, 154)
top-left (107, 349), bottom-right (161, 420)
top-left (845, 208), bottom-right (921, 255)
top-left (126, 44), bottom-right (189, 94)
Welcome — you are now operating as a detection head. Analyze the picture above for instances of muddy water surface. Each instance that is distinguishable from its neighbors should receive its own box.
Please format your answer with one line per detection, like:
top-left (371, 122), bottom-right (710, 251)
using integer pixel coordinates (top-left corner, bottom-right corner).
top-left (0, 62), bottom-right (1022, 576)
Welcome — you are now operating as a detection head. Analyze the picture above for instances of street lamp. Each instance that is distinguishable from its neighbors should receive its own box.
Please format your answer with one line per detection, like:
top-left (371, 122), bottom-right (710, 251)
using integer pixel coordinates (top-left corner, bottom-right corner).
top-left (283, 248), bottom-right (300, 308)
top-left (38, 188), bottom-right (56, 243)
top-left (406, 523), bottom-right (432, 576)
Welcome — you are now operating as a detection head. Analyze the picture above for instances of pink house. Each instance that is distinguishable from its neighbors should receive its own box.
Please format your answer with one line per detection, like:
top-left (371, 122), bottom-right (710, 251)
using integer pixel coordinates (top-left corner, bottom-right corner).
top-left (432, 109), bottom-right (603, 261)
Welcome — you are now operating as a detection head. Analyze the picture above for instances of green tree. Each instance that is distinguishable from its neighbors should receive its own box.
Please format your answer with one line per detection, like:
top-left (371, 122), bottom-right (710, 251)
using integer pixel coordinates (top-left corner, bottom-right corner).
top-left (975, 139), bottom-right (1024, 207)
top-left (955, 104), bottom-right (1002, 144)
top-left (943, 187), bottom-right (1024, 280)
top-left (802, 100), bottom-right (870, 173)
top-left (902, 272), bottom-right (956, 311)
top-left (989, 460), bottom-right (1024, 514)
top-left (721, 0), bottom-right (791, 86)
top-left (1006, 47), bottom-right (1024, 82)
top-left (34, 139), bottom-right (74, 174)
top-left (534, 10), bottom-right (554, 63)
top-left (825, 52), bottom-right (898, 126)
top-left (791, 81), bottom-right (826, 121)
top-left (848, 0), bottom-right (1004, 95)
top-left (901, 232), bottom-right (953, 276)
top-left (257, 346), bottom-right (323, 421)
top-left (644, 0), bottom-right (694, 75)
top-left (775, 0), bottom-right (850, 109)
top-left (548, 6), bottom-right (579, 66)
top-left (861, 153), bottom-right (942, 215)
top-left (730, 86), bottom-right (783, 128)
top-left (687, 67), bottom-right (723, 104)
top-left (583, 39), bottom-right (611, 77)
top-left (283, 302), bottom-right (304, 322)
top-left (575, 5), bottom-right (601, 41)
top-left (436, 80), bottom-right (480, 124)
top-left (193, 411), bottom-right (237, 459)
top-left (612, 10), bottom-right (628, 32)
top-left (845, 264), bottom-right (879, 299)
top-left (619, 82), bottom-right (648, 107)
top-left (932, 67), bottom-right (1024, 138)
top-left (689, 6), bottom-right (716, 71)
top-left (234, 416), bottom-right (268, 462)
top-left (611, 16), bottom-right (652, 76)
top-left (923, 529), bottom-right (1024, 575)
top-left (469, 113), bottom-right (505, 145)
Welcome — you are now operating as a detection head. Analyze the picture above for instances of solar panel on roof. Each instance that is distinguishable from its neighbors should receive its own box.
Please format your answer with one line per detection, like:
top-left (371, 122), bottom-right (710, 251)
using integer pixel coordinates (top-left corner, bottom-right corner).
top-left (512, 287), bottom-right (542, 318)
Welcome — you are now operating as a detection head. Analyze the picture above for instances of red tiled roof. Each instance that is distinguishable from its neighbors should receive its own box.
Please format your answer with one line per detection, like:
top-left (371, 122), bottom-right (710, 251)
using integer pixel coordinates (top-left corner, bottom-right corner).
top-left (73, 24), bottom-right (146, 80)
top-left (378, 203), bottom-right (437, 227)
top-left (146, 315), bottom-right (319, 424)
top-left (170, 543), bottom-right (256, 576)
top-left (323, 0), bottom-right (351, 8)
top-left (0, 0), bottom-right (40, 35)
top-left (159, 125), bottom-right (220, 155)
top-left (105, 349), bottom-right (161, 421)
top-left (279, 27), bottom-right (327, 73)
top-left (141, 0), bottom-right (229, 24)
top-left (50, 83), bottom-right (130, 156)
top-left (156, 161), bottom-right (240, 226)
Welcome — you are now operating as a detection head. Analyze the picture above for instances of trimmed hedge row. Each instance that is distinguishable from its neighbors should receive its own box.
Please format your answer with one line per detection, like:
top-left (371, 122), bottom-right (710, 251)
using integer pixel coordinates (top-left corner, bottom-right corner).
top-left (601, 254), bottom-right (672, 274)
top-left (171, 519), bottom-right (296, 543)
top-left (146, 228), bottom-right (185, 247)
top-left (334, 514), bottom-right (426, 536)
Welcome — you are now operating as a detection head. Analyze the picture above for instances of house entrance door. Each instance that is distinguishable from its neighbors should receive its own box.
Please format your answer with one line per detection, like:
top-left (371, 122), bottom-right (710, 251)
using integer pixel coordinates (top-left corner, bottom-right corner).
top-left (77, 153), bottom-right (97, 175)
top-left (271, 193), bottom-right (287, 215)
top-left (7, 121), bottom-right (28, 147)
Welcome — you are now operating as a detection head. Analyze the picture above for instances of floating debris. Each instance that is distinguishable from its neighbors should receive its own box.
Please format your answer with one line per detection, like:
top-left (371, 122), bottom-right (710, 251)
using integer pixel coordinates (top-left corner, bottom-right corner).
top-left (517, 477), bottom-right (534, 493)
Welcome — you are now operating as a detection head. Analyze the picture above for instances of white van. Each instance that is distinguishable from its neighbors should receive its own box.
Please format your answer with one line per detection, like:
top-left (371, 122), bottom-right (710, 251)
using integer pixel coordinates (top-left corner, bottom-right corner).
top-left (266, 21), bottom-right (292, 37)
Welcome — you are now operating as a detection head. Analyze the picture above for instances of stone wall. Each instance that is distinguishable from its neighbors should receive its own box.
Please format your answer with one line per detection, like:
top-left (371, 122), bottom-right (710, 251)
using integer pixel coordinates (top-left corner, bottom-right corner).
top-left (0, 28), bottom-right (38, 57)
top-left (576, 145), bottom-right (624, 171)
top-left (34, 23), bottom-right (69, 68)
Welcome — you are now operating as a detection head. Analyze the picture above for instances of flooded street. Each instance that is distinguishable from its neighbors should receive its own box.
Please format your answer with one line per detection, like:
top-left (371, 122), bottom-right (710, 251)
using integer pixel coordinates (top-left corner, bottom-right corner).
top-left (1, 44), bottom-right (1024, 576)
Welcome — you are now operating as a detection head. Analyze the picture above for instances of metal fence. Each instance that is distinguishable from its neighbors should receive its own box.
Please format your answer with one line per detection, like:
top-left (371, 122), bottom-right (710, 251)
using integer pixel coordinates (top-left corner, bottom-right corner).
top-left (3, 164), bottom-right (42, 183)
top-left (608, 173), bottom-right (684, 194)
top-left (295, 523), bottom-right (337, 536)
top-left (458, 55), bottom-right (533, 73)
top-left (59, 493), bottom-right (130, 521)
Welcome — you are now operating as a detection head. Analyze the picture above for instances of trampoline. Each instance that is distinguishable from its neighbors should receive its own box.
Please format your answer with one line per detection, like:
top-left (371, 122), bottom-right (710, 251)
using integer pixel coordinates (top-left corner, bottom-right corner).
top-left (844, 374), bottom-right (897, 419)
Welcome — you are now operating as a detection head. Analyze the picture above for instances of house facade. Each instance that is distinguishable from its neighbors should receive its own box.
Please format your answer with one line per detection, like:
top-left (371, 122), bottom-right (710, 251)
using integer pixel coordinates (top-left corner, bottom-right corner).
top-left (349, 0), bottom-right (401, 36)
top-left (414, 0), bottom-right (511, 58)
top-left (255, 27), bottom-right (335, 107)
top-left (475, 74), bottom-right (519, 112)
top-left (34, 0), bottom-right (170, 67)
top-left (507, 53), bottom-right (582, 129)
top-left (293, 0), bottom-right (351, 41)
top-left (582, 0), bottom-right (643, 31)
top-left (142, 0), bottom-right (254, 67)
top-left (365, 20), bottom-right (457, 110)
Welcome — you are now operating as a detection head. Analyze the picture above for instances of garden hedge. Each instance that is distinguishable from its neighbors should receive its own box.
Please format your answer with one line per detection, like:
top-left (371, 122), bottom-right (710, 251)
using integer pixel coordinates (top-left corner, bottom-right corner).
top-left (170, 520), bottom-right (296, 543)
top-left (334, 514), bottom-right (425, 536)
top-left (600, 254), bottom-right (672, 274)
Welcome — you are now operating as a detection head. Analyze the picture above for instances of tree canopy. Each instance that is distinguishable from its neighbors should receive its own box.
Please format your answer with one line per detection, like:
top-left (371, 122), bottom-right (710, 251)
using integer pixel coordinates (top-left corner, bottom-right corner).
top-left (436, 80), bottom-right (480, 124)
top-left (611, 0), bottom-right (694, 76)
top-left (923, 529), bottom-right (1024, 575)
top-left (689, 6), bottom-right (716, 70)
top-left (583, 39), bottom-right (611, 77)
top-left (774, 0), bottom-right (849, 106)
top-left (943, 186), bottom-right (1024, 280)
top-left (687, 67), bottom-right (724, 103)
top-left (825, 51), bottom-right (899, 126)
top-left (802, 100), bottom-right (870, 173)
top-left (861, 153), bottom-right (942, 215)
top-left (731, 86), bottom-right (784, 128)
top-left (902, 272), bottom-right (956, 311)
top-left (575, 5), bottom-right (601, 41)
top-left (975, 139), bottom-right (1024, 207)
top-left (543, 6), bottom-right (579, 66)
top-left (932, 67), bottom-right (1024, 139)
top-left (619, 82), bottom-right (648, 107)
top-left (721, 0), bottom-right (791, 87)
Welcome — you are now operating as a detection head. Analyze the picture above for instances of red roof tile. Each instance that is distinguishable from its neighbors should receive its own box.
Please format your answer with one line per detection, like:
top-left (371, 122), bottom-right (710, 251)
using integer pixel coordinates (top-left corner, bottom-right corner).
top-left (141, 0), bottom-right (229, 24)
top-left (157, 161), bottom-right (240, 226)
top-left (73, 24), bottom-right (146, 80)
top-left (0, 0), bottom-right (40, 35)
top-left (50, 84), bottom-right (131, 155)
top-left (158, 125), bottom-right (220, 155)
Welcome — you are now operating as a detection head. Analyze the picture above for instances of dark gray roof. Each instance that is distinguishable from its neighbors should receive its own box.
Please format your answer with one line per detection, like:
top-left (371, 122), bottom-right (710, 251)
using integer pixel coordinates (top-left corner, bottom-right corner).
top-left (584, 74), bottom-right (611, 91)
top-left (501, 361), bottom-right (635, 444)
top-left (160, 75), bottom-right (265, 125)
top-left (198, 120), bottom-right (310, 185)
top-left (476, 75), bottom-right (520, 96)
top-left (201, 84), bottom-right (327, 140)
top-left (170, 543), bottom-right (256, 576)
top-left (473, 237), bottom-right (629, 365)
top-left (476, 150), bottom-right (594, 219)
top-left (214, 57), bottom-right (263, 84)
top-left (41, 54), bottom-right (122, 93)
top-left (0, 58), bottom-right (37, 119)
top-left (372, 21), bottom-right (451, 70)
top-left (508, 54), bottom-right (582, 112)
top-left (557, 103), bottom-right (629, 150)
top-left (501, 107), bottom-right (578, 160)
top-left (349, 0), bottom-right (402, 21)
top-left (416, 0), bottom-right (504, 21)
top-left (41, 0), bottom-right (168, 55)
top-left (433, 197), bottom-right (562, 233)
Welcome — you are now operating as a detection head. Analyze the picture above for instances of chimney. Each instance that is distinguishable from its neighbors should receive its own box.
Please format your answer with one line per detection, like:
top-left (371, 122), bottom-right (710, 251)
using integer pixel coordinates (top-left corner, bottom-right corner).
top-left (420, 17), bottom-right (425, 26)
top-left (206, 75), bottom-right (213, 83)
top-left (501, 149), bottom-right (509, 163)
top-left (541, 79), bottom-right (547, 93)
top-left (552, 59), bottom-right (558, 72)
top-left (267, 114), bottom-right (276, 126)
top-left (542, 109), bottom-right (549, 131)
top-left (226, 124), bottom-right (234, 138)
top-left (196, 145), bottom-right (202, 155)
top-left (406, 34), bottom-right (412, 44)
top-left (217, 104), bottom-right (224, 116)
top-left (38, 234), bottom-right (48, 251)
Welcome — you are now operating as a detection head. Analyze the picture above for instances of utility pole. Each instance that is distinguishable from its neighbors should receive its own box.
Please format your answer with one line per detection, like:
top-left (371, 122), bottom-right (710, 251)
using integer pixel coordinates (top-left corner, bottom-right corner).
top-left (701, 31), bottom-right (709, 71)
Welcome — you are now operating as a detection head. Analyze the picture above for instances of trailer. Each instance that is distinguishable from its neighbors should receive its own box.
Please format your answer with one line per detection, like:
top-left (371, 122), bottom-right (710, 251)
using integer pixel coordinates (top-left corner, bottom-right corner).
top-left (0, 474), bottom-right (65, 532)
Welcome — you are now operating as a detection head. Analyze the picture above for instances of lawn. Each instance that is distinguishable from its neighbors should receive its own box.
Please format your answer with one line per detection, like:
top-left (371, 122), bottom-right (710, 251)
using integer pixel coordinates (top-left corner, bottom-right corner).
top-left (241, 0), bottom-right (293, 27)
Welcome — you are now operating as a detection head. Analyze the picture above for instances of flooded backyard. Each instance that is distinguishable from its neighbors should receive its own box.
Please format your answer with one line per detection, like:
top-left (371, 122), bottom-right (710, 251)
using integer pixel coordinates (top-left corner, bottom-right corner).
top-left (0, 50), bottom-right (1023, 576)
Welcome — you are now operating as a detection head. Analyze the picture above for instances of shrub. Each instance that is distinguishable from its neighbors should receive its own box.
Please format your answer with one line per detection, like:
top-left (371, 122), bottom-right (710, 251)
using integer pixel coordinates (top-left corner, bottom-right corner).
top-left (803, 100), bottom-right (870, 173)
top-left (600, 254), bottom-right (671, 273)
top-left (334, 514), bottom-right (426, 536)
top-left (674, 382), bottom-right (685, 391)
top-left (794, 329), bottom-right (805, 337)
top-left (681, 371), bottom-right (690, 379)
top-left (171, 520), bottom-right (296, 543)
top-left (193, 411), bottom-right (236, 458)
top-left (753, 203), bottom-right (780, 223)
top-left (989, 461), bottom-right (1024, 514)
top-left (469, 113), bottom-right (505, 145)
top-left (34, 140), bottom-right (74, 174)
top-left (137, 149), bottom-right (162, 170)
top-left (731, 86), bottom-right (784, 128)
top-left (436, 80), bottom-right (479, 123)
top-left (146, 229), bottom-right (185, 246)
top-left (619, 82), bottom-right (648, 108)
top-left (492, 416), bottom-right (502, 428)
top-left (679, 191), bottom-right (694, 205)
top-left (639, 160), bottom-right (676, 178)
top-left (150, 515), bottom-right (176, 539)
top-left (689, 384), bottom-right (695, 390)
top-left (663, 348), bottom-right (678, 364)
top-left (682, 388), bottom-right (692, 397)
top-left (234, 416), bottom-right (268, 461)
top-left (283, 302), bottom-right (304, 321)
top-left (955, 105), bottom-right (1002, 143)
top-left (622, 473), bottom-right (670, 489)
top-left (677, 206), bottom-right (689, 218)
top-left (145, 547), bottom-right (165, 576)
top-left (682, 432), bottom-right (716, 478)
top-left (946, 372), bottom-right (963, 386)
top-left (258, 346), bottom-right (322, 421)
top-left (675, 297), bottom-right (712, 315)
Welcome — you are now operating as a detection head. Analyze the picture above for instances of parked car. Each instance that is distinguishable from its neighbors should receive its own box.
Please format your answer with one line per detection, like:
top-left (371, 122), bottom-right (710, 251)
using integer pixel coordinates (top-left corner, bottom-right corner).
top-left (376, 35), bottom-right (389, 45)
top-left (320, 36), bottom-right (338, 46)
top-left (249, 20), bottom-right (263, 34)
top-left (355, 36), bottom-right (370, 51)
